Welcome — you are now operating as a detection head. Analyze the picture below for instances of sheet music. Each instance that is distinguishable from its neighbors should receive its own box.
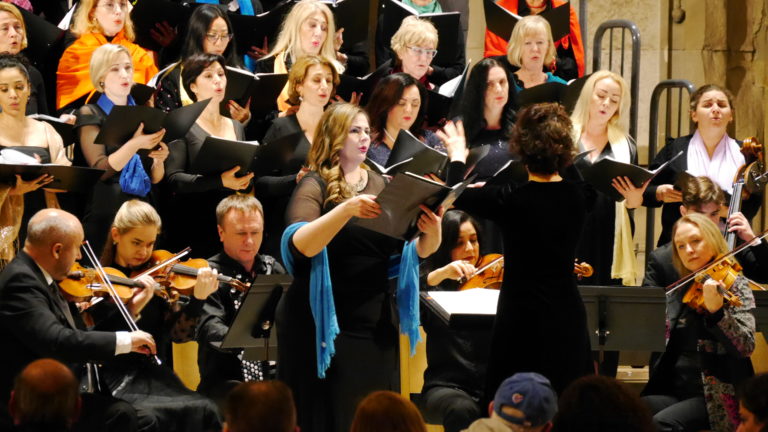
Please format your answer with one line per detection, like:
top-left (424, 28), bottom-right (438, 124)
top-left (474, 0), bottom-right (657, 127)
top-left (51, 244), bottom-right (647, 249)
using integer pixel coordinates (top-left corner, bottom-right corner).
top-left (427, 288), bottom-right (499, 315)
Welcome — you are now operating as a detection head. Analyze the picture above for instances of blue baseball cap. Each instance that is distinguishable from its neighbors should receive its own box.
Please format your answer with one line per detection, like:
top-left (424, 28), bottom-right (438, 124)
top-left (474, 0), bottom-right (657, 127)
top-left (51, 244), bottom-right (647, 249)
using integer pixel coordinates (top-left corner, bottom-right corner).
top-left (493, 372), bottom-right (558, 427)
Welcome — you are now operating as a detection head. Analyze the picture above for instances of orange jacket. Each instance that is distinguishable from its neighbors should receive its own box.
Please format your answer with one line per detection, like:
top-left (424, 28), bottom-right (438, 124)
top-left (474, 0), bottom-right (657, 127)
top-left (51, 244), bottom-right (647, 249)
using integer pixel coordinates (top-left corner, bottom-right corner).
top-left (484, 0), bottom-right (585, 77)
top-left (56, 31), bottom-right (158, 109)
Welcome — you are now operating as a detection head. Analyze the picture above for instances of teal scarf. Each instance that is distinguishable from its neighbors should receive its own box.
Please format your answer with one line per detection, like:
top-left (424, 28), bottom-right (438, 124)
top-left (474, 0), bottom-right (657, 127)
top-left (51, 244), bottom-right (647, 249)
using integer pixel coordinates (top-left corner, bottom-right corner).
top-left (402, 0), bottom-right (442, 14)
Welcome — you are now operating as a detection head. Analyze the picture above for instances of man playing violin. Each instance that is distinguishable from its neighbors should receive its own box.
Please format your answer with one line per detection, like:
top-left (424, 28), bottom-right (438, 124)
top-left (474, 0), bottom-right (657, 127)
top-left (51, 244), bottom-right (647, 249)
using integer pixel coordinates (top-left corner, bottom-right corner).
top-left (197, 194), bottom-right (286, 403)
top-left (642, 213), bottom-right (756, 432)
top-left (644, 175), bottom-right (768, 288)
top-left (0, 208), bottom-right (157, 432)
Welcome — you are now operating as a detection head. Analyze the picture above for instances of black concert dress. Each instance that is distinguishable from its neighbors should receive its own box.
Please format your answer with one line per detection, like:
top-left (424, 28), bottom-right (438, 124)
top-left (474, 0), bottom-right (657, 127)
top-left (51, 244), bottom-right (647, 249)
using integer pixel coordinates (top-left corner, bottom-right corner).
top-left (447, 161), bottom-right (593, 398)
top-left (277, 172), bottom-right (402, 432)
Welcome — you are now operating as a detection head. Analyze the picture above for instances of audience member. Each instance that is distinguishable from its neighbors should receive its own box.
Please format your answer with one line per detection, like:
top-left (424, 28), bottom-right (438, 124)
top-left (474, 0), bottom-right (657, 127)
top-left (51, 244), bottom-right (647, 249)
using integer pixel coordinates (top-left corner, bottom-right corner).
top-left (350, 391), bottom-right (427, 432)
top-left (8, 359), bottom-right (80, 432)
top-left (738, 374), bottom-right (768, 432)
top-left (223, 381), bottom-right (298, 432)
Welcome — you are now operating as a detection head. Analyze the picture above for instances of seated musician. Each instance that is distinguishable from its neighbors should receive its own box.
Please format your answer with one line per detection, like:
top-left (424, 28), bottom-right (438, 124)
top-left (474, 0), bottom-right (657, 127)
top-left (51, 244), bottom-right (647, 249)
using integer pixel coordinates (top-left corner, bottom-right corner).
top-left (95, 199), bottom-right (221, 432)
top-left (0, 208), bottom-right (156, 432)
top-left (641, 213), bottom-right (756, 432)
top-left (421, 209), bottom-right (495, 432)
top-left (196, 194), bottom-right (285, 402)
top-left (643, 175), bottom-right (768, 288)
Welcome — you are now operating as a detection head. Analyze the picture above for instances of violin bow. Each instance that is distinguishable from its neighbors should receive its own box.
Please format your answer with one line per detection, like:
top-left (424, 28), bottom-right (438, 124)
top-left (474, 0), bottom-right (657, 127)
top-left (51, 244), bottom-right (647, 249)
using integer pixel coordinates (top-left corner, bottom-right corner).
top-left (665, 229), bottom-right (768, 295)
top-left (458, 256), bottom-right (504, 284)
top-left (81, 240), bottom-right (162, 366)
top-left (132, 247), bottom-right (191, 280)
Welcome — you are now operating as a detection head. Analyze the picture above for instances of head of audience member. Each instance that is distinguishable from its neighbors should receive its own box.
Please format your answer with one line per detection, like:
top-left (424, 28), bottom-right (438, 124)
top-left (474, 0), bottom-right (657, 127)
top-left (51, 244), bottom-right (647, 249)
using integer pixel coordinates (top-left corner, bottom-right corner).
top-left (308, 102), bottom-right (370, 205)
top-left (350, 391), bottom-right (427, 432)
top-left (223, 381), bottom-right (298, 432)
top-left (103, 200), bottom-right (162, 269)
top-left (181, 5), bottom-right (239, 67)
top-left (8, 359), bottom-right (80, 430)
top-left (286, 55), bottom-right (339, 108)
top-left (89, 44), bottom-right (134, 104)
top-left (216, 195), bottom-right (265, 271)
top-left (269, 0), bottom-right (339, 69)
top-left (737, 373), bottom-right (768, 432)
top-left (506, 15), bottom-right (556, 73)
top-left (390, 16), bottom-right (438, 82)
top-left (71, 0), bottom-right (135, 39)
top-left (462, 57), bottom-right (514, 141)
top-left (510, 103), bottom-right (574, 176)
top-left (182, 53), bottom-right (228, 104)
top-left (366, 73), bottom-right (427, 145)
top-left (551, 375), bottom-right (654, 432)
top-left (689, 83), bottom-right (734, 138)
top-left (671, 212), bottom-right (727, 276)
top-left (0, 53), bottom-right (31, 117)
top-left (570, 70), bottom-right (630, 142)
top-left (0, 3), bottom-right (26, 55)
top-left (487, 373), bottom-right (557, 432)
top-left (429, 209), bottom-right (483, 270)
top-left (678, 175), bottom-right (725, 225)
top-left (23, 209), bottom-right (83, 281)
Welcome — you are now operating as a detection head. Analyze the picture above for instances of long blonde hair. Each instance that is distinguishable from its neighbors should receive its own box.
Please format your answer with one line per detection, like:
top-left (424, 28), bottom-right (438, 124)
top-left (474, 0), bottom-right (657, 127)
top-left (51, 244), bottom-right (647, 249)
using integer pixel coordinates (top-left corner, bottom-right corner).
top-left (266, 0), bottom-right (342, 72)
top-left (101, 200), bottom-right (161, 264)
top-left (670, 213), bottom-right (728, 276)
top-left (71, 0), bottom-right (136, 40)
top-left (570, 70), bottom-right (631, 146)
top-left (307, 103), bottom-right (368, 206)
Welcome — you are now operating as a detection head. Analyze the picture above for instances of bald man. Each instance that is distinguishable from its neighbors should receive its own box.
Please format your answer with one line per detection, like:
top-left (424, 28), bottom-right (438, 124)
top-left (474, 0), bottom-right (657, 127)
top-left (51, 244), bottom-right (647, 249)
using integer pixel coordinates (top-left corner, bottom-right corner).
top-left (0, 209), bottom-right (157, 432)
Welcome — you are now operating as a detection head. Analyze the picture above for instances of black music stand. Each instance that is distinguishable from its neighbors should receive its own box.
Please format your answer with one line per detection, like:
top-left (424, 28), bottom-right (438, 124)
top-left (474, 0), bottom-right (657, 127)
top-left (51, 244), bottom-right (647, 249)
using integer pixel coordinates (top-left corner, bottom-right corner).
top-left (219, 274), bottom-right (293, 362)
top-left (754, 290), bottom-right (768, 336)
top-left (579, 286), bottom-right (667, 354)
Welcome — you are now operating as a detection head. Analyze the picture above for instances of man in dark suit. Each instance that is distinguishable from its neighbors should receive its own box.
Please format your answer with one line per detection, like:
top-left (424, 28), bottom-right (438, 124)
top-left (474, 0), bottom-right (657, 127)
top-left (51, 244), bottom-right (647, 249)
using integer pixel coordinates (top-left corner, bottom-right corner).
top-left (643, 175), bottom-right (768, 287)
top-left (197, 195), bottom-right (286, 403)
top-left (0, 209), bottom-right (157, 432)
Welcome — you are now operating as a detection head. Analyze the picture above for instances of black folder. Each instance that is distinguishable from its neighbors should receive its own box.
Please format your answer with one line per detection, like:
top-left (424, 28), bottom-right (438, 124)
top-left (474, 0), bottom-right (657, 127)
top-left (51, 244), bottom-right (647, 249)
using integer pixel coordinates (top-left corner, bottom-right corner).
top-left (94, 99), bottom-right (210, 147)
top-left (336, 60), bottom-right (391, 106)
top-left (381, 0), bottom-right (460, 65)
top-left (189, 136), bottom-right (260, 176)
top-left (354, 172), bottom-right (474, 240)
top-left (30, 114), bottom-right (75, 148)
top-left (425, 62), bottom-right (470, 126)
top-left (483, 0), bottom-right (571, 42)
top-left (18, 7), bottom-right (64, 62)
top-left (219, 68), bottom-right (287, 118)
top-left (577, 151), bottom-right (684, 201)
top-left (324, 0), bottom-right (370, 48)
top-left (0, 164), bottom-right (104, 193)
top-left (384, 130), bottom-right (447, 176)
top-left (251, 131), bottom-right (305, 177)
top-left (130, 83), bottom-right (157, 106)
top-left (130, 0), bottom-right (199, 52)
top-left (515, 73), bottom-right (592, 113)
top-left (228, 0), bottom-right (294, 56)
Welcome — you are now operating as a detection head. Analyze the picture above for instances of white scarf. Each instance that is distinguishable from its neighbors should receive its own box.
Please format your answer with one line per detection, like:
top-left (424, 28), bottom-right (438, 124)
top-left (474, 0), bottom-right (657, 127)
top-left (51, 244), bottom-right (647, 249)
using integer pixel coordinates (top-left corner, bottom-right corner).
top-left (686, 130), bottom-right (744, 195)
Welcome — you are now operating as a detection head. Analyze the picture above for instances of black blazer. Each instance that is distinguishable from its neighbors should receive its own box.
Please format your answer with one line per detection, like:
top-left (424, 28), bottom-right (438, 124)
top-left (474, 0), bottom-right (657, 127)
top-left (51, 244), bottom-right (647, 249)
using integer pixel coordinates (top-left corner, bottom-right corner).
top-left (0, 252), bottom-right (116, 402)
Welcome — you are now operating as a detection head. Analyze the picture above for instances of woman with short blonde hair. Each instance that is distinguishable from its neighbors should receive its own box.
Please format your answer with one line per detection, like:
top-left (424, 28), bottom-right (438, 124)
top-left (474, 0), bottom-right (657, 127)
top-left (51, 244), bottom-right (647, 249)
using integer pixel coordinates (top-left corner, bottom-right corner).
top-left (506, 15), bottom-right (564, 91)
top-left (389, 16), bottom-right (439, 89)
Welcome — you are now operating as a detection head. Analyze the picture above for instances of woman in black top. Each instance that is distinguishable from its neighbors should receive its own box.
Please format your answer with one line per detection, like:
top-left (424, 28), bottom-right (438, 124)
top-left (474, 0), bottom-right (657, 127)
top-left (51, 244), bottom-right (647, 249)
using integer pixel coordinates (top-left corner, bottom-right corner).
top-left (421, 210), bottom-right (495, 432)
top-left (277, 103), bottom-right (442, 432)
top-left (437, 103), bottom-right (593, 397)
top-left (164, 53), bottom-right (254, 258)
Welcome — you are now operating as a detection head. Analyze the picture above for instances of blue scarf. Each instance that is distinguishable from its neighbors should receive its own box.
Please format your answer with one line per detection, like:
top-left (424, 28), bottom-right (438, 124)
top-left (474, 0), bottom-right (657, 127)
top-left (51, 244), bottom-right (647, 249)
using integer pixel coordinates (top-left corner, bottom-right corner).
top-left (97, 94), bottom-right (151, 197)
top-left (281, 223), bottom-right (422, 377)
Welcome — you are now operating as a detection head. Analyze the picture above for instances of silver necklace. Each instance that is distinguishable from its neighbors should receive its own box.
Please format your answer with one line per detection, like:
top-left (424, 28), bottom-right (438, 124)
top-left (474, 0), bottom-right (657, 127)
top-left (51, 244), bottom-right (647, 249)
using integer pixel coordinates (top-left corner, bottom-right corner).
top-left (351, 172), bottom-right (367, 192)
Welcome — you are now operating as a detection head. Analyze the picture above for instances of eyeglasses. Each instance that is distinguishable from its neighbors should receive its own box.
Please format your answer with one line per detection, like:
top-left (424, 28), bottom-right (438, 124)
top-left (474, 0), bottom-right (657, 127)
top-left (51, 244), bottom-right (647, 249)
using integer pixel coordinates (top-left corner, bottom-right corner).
top-left (205, 33), bottom-right (233, 43)
top-left (98, 1), bottom-right (129, 12)
top-left (407, 46), bottom-right (438, 59)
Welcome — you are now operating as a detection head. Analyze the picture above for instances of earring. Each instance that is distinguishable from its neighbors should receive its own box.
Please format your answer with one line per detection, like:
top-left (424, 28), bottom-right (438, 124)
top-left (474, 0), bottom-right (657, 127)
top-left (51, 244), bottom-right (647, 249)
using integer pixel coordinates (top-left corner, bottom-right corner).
top-left (99, 82), bottom-right (105, 89)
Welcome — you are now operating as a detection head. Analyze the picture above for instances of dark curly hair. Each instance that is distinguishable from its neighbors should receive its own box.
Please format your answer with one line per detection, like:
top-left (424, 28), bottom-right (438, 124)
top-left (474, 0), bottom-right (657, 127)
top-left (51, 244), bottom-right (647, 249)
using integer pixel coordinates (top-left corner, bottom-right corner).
top-left (461, 58), bottom-right (515, 143)
top-left (181, 53), bottom-right (227, 102)
top-left (0, 53), bottom-right (30, 84)
top-left (365, 73), bottom-right (427, 141)
top-left (509, 103), bottom-right (574, 175)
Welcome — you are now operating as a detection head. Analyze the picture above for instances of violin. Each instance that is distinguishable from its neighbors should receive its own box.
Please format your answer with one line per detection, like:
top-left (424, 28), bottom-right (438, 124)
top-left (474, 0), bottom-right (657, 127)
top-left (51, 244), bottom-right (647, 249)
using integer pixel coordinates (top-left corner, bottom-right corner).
top-left (574, 261), bottom-right (594, 280)
top-left (138, 249), bottom-right (250, 296)
top-left (735, 137), bottom-right (767, 198)
top-left (60, 262), bottom-right (142, 302)
top-left (459, 254), bottom-right (503, 290)
top-left (681, 257), bottom-right (743, 314)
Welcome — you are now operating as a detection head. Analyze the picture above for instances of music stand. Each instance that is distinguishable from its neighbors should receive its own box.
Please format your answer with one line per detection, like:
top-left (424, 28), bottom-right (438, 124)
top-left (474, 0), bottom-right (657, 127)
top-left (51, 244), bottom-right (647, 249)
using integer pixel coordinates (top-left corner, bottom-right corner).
top-left (754, 290), bottom-right (768, 336)
top-left (219, 274), bottom-right (293, 362)
top-left (579, 286), bottom-right (667, 353)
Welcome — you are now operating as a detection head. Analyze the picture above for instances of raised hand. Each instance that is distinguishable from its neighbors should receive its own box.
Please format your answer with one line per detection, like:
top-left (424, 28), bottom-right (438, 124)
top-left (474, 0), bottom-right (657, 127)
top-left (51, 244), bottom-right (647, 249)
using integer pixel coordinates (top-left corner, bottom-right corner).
top-left (435, 120), bottom-right (468, 162)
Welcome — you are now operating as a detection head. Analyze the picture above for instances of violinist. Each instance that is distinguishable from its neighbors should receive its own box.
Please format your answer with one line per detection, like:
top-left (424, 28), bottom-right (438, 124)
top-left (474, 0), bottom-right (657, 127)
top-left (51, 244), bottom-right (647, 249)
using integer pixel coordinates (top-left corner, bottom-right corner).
top-left (643, 175), bottom-right (768, 288)
top-left (421, 209), bottom-right (496, 432)
top-left (197, 194), bottom-right (286, 402)
top-left (0, 209), bottom-right (156, 432)
top-left (641, 213), bottom-right (756, 432)
top-left (93, 200), bottom-right (221, 432)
